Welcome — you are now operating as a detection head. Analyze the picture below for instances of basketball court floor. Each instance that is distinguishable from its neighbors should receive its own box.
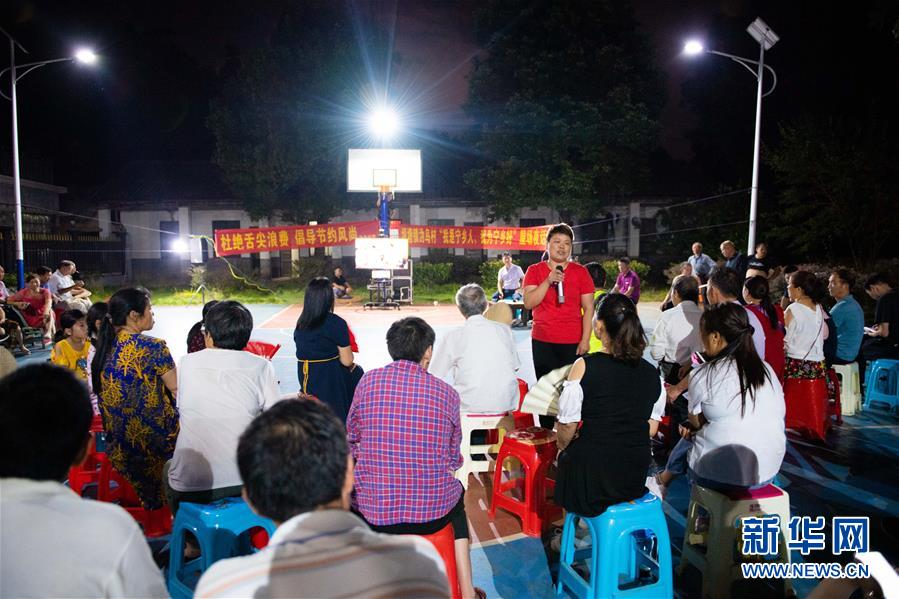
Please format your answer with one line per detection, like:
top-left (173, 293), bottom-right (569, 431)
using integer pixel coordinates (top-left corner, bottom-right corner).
top-left (15, 301), bottom-right (899, 597)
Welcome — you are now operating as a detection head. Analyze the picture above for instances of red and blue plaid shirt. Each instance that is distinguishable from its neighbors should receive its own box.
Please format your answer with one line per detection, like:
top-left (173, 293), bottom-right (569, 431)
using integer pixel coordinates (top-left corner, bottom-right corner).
top-left (348, 359), bottom-right (463, 525)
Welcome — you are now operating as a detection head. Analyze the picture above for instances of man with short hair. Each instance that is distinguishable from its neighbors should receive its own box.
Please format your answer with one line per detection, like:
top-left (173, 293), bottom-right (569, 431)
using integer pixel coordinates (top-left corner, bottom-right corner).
top-left (349, 317), bottom-right (480, 599)
top-left (828, 269), bottom-right (864, 365)
top-left (332, 266), bottom-right (353, 299)
top-left (165, 300), bottom-right (282, 514)
top-left (431, 284), bottom-right (520, 413)
top-left (719, 240), bottom-right (749, 280)
top-left (650, 276), bottom-right (704, 426)
top-left (687, 242), bottom-right (715, 282)
top-left (611, 256), bottom-right (641, 303)
top-left (48, 260), bottom-right (92, 311)
top-left (194, 399), bottom-right (448, 598)
top-left (493, 252), bottom-right (524, 302)
top-left (859, 274), bottom-right (899, 377)
top-left (707, 268), bottom-right (766, 359)
top-left (746, 242), bottom-right (773, 278)
top-left (1, 364), bottom-right (167, 598)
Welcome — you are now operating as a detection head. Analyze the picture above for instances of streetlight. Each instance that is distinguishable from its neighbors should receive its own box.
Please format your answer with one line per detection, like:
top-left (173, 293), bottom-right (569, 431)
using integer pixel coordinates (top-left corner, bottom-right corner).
top-left (0, 28), bottom-right (98, 289)
top-left (684, 17), bottom-right (779, 256)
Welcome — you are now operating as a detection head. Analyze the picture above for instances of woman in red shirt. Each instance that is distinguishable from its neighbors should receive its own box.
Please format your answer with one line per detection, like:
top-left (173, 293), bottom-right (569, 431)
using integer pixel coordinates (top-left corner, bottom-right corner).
top-left (522, 224), bottom-right (596, 427)
top-left (743, 275), bottom-right (786, 381)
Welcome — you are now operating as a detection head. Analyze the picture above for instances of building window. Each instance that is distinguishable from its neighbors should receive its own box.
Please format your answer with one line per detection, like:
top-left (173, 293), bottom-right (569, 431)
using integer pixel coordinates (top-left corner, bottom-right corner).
top-left (426, 219), bottom-right (454, 258)
top-left (464, 221), bottom-right (484, 260)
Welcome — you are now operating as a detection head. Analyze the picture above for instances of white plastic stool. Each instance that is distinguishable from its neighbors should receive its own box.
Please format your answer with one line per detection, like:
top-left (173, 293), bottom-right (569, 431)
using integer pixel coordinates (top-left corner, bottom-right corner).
top-left (455, 412), bottom-right (515, 490)
top-left (678, 483), bottom-right (793, 599)
top-left (833, 362), bottom-right (861, 416)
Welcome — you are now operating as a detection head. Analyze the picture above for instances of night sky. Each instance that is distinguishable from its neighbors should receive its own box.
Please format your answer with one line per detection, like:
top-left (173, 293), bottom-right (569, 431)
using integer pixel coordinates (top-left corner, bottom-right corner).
top-left (1, 0), bottom-right (896, 189)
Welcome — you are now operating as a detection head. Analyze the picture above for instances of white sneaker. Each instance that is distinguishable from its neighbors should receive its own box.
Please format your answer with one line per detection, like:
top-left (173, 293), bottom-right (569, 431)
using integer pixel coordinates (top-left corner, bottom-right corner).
top-left (645, 474), bottom-right (667, 500)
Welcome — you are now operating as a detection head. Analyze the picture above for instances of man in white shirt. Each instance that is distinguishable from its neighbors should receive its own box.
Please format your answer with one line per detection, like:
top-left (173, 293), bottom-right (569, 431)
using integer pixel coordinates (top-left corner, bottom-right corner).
top-left (431, 284), bottom-right (521, 414)
top-left (492, 252), bottom-right (525, 301)
top-left (48, 260), bottom-right (92, 312)
top-left (1, 363), bottom-right (167, 598)
top-left (166, 300), bottom-right (282, 513)
top-left (194, 398), bottom-right (448, 598)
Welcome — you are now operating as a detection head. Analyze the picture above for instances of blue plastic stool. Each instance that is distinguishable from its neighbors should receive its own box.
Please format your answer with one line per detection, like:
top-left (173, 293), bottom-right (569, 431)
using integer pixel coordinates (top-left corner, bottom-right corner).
top-left (863, 359), bottom-right (899, 415)
top-left (556, 493), bottom-right (673, 599)
top-left (167, 497), bottom-right (277, 599)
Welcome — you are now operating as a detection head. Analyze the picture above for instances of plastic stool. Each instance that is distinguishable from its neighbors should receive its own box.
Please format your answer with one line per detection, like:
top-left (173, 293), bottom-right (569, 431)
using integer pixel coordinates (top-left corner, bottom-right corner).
top-left (455, 412), bottom-right (515, 490)
top-left (833, 362), bottom-right (861, 416)
top-left (489, 427), bottom-right (561, 537)
top-left (678, 484), bottom-right (792, 599)
top-left (167, 497), bottom-right (277, 599)
top-left (421, 523), bottom-right (462, 599)
top-left (513, 379), bottom-right (537, 429)
top-left (863, 359), bottom-right (899, 415)
top-left (783, 377), bottom-right (829, 440)
top-left (67, 415), bottom-right (106, 497)
top-left (556, 493), bottom-right (673, 599)
top-left (825, 368), bottom-right (843, 425)
top-left (244, 340), bottom-right (281, 360)
top-left (95, 453), bottom-right (172, 537)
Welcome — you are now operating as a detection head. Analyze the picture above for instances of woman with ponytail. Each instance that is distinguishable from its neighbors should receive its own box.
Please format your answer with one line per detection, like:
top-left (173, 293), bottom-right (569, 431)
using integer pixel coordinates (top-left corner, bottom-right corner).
top-left (555, 293), bottom-right (661, 517)
top-left (743, 275), bottom-right (786, 380)
top-left (650, 303), bottom-right (785, 497)
top-left (91, 288), bottom-right (178, 510)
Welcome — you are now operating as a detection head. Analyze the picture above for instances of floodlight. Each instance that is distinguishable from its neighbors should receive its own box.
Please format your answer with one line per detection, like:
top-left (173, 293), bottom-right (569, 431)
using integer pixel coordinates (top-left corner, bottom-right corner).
top-left (683, 40), bottom-right (704, 56)
top-left (171, 238), bottom-right (189, 254)
top-left (368, 106), bottom-right (399, 139)
top-left (74, 48), bottom-right (98, 65)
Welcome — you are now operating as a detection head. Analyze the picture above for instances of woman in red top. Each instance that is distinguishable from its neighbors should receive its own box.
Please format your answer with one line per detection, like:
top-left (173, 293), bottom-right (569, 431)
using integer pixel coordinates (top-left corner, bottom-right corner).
top-left (523, 224), bottom-right (596, 427)
top-left (743, 275), bottom-right (786, 381)
top-left (9, 273), bottom-right (54, 340)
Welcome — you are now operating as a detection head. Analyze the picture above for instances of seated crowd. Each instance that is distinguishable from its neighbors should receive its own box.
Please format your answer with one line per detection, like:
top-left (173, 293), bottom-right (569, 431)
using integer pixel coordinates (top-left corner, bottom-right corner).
top-left (0, 233), bottom-right (896, 598)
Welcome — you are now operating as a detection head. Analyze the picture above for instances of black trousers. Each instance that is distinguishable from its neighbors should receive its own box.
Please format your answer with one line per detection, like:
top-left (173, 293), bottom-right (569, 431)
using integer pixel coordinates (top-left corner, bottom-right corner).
top-left (532, 338), bottom-right (579, 429)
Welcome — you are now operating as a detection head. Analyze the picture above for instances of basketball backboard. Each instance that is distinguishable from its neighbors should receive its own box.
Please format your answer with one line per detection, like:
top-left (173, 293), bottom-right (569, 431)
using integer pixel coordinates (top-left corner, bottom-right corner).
top-left (347, 148), bottom-right (422, 193)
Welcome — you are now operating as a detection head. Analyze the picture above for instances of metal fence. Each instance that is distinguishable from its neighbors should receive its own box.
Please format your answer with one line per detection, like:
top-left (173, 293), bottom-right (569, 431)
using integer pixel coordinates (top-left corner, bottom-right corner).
top-left (0, 228), bottom-right (126, 276)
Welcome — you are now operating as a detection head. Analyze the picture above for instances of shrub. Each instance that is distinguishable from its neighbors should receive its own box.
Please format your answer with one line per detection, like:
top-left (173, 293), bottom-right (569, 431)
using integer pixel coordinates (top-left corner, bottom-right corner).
top-left (415, 262), bottom-right (453, 290)
top-left (601, 259), bottom-right (651, 284)
top-left (291, 255), bottom-right (333, 287)
top-left (479, 259), bottom-right (505, 290)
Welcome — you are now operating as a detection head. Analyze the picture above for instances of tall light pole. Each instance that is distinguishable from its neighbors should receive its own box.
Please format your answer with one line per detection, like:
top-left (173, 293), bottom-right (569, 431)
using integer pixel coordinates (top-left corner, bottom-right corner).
top-left (1, 27), bottom-right (97, 289)
top-left (684, 18), bottom-right (779, 256)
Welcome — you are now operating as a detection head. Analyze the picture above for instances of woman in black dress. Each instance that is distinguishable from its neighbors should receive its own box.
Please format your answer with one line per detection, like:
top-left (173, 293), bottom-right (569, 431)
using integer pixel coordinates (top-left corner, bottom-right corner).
top-left (555, 293), bottom-right (660, 517)
top-left (294, 277), bottom-right (360, 422)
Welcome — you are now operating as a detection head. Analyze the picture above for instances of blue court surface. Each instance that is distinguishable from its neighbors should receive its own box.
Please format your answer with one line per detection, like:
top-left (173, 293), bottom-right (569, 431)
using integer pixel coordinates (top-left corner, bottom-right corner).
top-left (15, 302), bottom-right (899, 597)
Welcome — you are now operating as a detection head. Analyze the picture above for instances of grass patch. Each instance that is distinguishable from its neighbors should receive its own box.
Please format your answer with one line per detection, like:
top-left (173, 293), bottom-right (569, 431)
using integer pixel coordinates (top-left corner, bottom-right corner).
top-left (90, 282), bottom-right (669, 307)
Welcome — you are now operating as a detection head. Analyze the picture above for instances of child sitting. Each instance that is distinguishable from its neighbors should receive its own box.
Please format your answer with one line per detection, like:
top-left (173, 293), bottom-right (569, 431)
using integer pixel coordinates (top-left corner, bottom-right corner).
top-left (50, 310), bottom-right (91, 384)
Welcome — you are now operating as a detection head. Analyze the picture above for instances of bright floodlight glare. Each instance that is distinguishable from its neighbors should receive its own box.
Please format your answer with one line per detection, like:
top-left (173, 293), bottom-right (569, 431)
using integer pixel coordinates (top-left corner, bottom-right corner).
top-left (171, 238), bottom-right (189, 254)
top-left (683, 41), bottom-right (704, 56)
top-left (74, 48), bottom-right (98, 65)
top-left (368, 107), bottom-right (399, 139)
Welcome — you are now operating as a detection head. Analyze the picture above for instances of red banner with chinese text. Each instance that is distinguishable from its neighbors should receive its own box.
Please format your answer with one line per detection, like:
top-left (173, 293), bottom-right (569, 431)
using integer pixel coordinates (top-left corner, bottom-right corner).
top-left (214, 221), bottom-right (378, 256)
top-left (214, 221), bottom-right (549, 256)
top-left (397, 224), bottom-right (549, 250)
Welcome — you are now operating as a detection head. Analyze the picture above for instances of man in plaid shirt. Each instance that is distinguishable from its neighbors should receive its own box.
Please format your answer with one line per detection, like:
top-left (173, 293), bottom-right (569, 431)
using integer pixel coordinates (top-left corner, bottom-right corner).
top-left (348, 317), bottom-right (483, 599)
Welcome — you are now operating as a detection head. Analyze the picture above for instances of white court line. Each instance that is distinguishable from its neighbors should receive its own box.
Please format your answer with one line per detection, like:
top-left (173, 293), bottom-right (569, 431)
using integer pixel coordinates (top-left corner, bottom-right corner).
top-left (257, 304), bottom-right (298, 328)
top-left (471, 532), bottom-right (528, 549)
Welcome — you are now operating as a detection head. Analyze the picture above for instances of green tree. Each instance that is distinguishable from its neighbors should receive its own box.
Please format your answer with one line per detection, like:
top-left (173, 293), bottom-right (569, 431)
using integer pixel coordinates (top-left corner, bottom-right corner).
top-left (766, 116), bottom-right (899, 265)
top-left (464, 0), bottom-right (664, 220)
top-left (206, 7), bottom-right (386, 222)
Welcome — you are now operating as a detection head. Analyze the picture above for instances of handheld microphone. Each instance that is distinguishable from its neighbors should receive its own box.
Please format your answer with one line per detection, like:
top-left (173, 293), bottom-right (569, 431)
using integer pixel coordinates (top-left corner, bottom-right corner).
top-left (556, 265), bottom-right (565, 304)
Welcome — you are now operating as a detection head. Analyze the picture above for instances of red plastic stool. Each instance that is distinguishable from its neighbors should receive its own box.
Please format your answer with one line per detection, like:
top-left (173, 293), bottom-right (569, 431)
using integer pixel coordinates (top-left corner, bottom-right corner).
top-left (826, 368), bottom-right (843, 425)
top-left (420, 523), bottom-right (461, 599)
top-left (67, 415), bottom-right (106, 497)
top-left (244, 340), bottom-right (281, 360)
top-left (784, 377), bottom-right (830, 440)
top-left (489, 426), bottom-right (561, 537)
top-left (97, 453), bottom-right (172, 537)
top-left (512, 378), bottom-right (536, 430)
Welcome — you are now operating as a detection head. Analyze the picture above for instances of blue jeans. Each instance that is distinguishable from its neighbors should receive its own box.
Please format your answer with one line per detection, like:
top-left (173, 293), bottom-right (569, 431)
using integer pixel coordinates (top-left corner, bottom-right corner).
top-left (665, 437), bottom-right (774, 492)
top-left (492, 289), bottom-right (519, 302)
